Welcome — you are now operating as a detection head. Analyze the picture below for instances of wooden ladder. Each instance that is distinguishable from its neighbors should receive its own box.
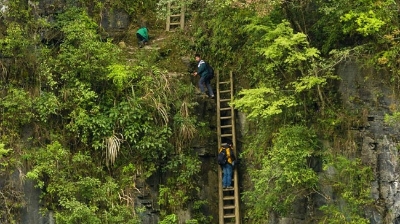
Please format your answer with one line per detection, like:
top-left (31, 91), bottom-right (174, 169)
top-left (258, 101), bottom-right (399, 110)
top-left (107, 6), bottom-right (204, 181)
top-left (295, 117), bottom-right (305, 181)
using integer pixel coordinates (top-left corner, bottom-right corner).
top-left (216, 71), bottom-right (240, 224)
top-left (166, 1), bottom-right (185, 31)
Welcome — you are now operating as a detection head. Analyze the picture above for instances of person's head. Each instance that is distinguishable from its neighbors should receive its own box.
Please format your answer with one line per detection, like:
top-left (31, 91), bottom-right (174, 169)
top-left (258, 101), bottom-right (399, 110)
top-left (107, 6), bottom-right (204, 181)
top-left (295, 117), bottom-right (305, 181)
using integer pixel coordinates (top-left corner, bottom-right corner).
top-left (195, 53), bottom-right (201, 62)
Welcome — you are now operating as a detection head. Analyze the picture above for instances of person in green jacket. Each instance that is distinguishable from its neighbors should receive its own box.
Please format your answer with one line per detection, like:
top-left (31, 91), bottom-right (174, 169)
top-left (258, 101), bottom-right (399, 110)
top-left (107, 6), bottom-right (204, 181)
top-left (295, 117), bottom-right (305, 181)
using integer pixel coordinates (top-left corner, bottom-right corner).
top-left (136, 26), bottom-right (149, 48)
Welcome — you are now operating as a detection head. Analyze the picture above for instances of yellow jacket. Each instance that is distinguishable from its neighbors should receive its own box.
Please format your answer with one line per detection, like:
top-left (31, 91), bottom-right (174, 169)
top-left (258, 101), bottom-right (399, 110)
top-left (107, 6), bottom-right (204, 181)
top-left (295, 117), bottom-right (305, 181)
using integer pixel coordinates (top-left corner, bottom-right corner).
top-left (219, 146), bottom-right (235, 164)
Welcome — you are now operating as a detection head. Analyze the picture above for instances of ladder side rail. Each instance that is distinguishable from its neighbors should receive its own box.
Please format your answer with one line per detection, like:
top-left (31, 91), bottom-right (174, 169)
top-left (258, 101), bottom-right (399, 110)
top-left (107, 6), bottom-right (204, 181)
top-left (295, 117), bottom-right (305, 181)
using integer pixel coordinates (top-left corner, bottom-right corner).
top-left (166, 2), bottom-right (171, 31)
top-left (217, 70), bottom-right (224, 224)
top-left (180, 2), bottom-right (185, 29)
top-left (166, 1), bottom-right (185, 31)
top-left (216, 69), bottom-right (222, 153)
top-left (230, 71), bottom-right (240, 224)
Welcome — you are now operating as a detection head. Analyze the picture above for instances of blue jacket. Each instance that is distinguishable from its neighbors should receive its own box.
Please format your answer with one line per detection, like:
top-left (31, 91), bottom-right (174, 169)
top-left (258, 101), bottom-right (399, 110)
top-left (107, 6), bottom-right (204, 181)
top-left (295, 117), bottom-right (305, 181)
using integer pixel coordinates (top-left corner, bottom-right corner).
top-left (197, 60), bottom-right (209, 78)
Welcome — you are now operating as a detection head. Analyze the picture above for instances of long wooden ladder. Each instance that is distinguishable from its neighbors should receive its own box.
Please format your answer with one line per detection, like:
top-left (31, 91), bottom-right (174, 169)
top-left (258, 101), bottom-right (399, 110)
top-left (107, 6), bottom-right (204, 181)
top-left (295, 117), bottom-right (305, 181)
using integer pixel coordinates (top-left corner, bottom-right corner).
top-left (166, 1), bottom-right (185, 31)
top-left (216, 71), bottom-right (240, 224)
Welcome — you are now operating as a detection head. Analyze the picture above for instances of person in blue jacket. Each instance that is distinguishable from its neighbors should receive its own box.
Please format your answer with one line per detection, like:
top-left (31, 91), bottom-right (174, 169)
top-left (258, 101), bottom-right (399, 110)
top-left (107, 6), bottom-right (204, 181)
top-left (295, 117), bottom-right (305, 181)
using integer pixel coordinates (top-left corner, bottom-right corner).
top-left (219, 143), bottom-right (236, 189)
top-left (193, 53), bottom-right (214, 98)
top-left (136, 26), bottom-right (149, 48)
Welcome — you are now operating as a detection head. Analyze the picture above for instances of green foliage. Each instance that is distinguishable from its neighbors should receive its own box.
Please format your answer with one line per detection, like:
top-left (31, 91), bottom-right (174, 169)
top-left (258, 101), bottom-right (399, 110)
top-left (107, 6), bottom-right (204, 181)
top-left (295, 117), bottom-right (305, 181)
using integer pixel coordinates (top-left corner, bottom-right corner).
top-left (50, 8), bottom-right (120, 85)
top-left (315, 0), bottom-right (397, 52)
top-left (33, 92), bottom-right (60, 122)
top-left (191, 5), bottom-right (255, 68)
top-left (384, 112), bottom-right (400, 127)
top-left (159, 214), bottom-right (178, 224)
top-left (243, 125), bottom-right (319, 221)
top-left (107, 64), bottom-right (134, 92)
top-left (0, 87), bottom-right (34, 139)
top-left (190, 200), bottom-right (212, 223)
top-left (319, 156), bottom-right (373, 224)
top-left (233, 18), bottom-right (340, 126)
top-left (0, 2), bottom-right (201, 223)
top-left (373, 28), bottom-right (400, 88)
top-left (0, 22), bottom-right (31, 58)
top-left (340, 10), bottom-right (386, 36)
top-left (2, 0), bottom-right (33, 23)
top-left (292, 75), bottom-right (328, 93)
top-left (107, 0), bottom-right (158, 16)
top-left (0, 142), bottom-right (14, 172)
top-left (232, 87), bottom-right (297, 120)
top-left (0, 20), bottom-right (39, 87)
top-left (0, 143), bottom-right (11, 158)
top-left (26, 141), bottom-right (141, 223)
top-left (0, 140), bottom-right (24, 223)
top-left (159, 153), bottom-right (202, 221)
top-left (257, 21), bottom-right (319, 77)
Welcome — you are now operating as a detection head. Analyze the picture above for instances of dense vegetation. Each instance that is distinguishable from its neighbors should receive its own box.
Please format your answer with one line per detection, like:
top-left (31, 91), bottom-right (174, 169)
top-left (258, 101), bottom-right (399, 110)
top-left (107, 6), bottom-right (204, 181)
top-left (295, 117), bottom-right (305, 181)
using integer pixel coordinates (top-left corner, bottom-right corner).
top-left (0, 0), bottom-right (399, 223)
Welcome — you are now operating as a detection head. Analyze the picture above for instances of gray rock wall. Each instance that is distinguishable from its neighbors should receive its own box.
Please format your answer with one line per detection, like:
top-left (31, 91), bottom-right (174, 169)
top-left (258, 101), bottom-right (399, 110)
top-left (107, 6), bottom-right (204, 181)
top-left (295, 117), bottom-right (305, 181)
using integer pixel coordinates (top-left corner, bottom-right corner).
top-left (336, 61), bottom-right (400, 224)
top-left (262, 61), bottom-right (400, 224)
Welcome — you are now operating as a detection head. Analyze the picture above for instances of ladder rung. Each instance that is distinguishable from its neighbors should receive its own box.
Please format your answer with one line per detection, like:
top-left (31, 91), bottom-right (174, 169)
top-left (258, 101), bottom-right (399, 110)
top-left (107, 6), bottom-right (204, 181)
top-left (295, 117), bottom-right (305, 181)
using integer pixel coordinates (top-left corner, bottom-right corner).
top-left (220, 99), bottom-right (230, 102)
top-left (224, 214), bottom-right (236, 218)
top-left (221, 125), bottom-right (232, 128)
top-left (221, 134), bottom-right (232, 137)
top-left (220, 107), bottom-right (231, 111)
top-left (170, 14), bottom-right (181, 17)
top-left (220, 90), bottom-right (231, 93)
top-left (223, 188), bottom-right (234, 191)
top-left (223, 196), bottom-right (235, 200)
top-left (170, 22), bottom-right (181, 25)
top-left (219, 81), bottom-right (230, 85)
top-left (220, 116), bottom-right (232, 120)
top-left (223, 205), bottom-right (235, 209)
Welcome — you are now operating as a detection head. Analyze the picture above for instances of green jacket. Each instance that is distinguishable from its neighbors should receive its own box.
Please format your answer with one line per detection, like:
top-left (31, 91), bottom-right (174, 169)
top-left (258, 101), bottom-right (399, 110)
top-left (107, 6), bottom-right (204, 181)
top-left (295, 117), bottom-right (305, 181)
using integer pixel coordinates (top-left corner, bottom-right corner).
top-left (197, 60), bottom-right (209, 77)
top-left (136, 27), bottom-right (149, 41)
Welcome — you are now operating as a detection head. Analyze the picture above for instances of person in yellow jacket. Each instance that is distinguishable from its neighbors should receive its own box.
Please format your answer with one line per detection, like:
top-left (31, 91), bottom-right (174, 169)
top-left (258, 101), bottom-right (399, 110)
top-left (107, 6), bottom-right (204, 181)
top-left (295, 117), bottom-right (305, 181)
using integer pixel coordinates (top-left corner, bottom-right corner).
top-left (219, 143), bottom-right (236, 189)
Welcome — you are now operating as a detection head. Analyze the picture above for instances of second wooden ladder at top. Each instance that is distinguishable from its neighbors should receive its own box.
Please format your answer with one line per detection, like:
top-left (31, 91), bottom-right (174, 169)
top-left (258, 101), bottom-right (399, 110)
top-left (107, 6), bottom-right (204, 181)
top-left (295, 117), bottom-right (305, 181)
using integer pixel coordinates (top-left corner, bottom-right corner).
top-left (166, 1), bottom-right (185, 31)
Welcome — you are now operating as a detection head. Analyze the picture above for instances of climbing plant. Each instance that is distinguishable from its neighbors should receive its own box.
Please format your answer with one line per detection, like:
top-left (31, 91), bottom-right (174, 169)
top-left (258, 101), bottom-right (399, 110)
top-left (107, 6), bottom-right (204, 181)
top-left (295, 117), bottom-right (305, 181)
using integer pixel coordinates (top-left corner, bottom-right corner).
top-left (314, 0), bottom-right (397, 53)
top-left (0, 143), bottom-right (23, 223)
top-left (159, 153), bottom-right (204, 221)
top-left (319, 155), bottom-right (373, 224)
top-left (26, 141), bottom-right (142, 224)
top-left (243, 125), bottom-right (320, 222)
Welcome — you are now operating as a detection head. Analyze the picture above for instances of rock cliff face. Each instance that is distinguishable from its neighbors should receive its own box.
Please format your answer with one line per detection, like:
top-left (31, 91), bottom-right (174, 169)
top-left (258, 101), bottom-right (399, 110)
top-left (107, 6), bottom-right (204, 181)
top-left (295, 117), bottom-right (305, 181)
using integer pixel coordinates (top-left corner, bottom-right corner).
top-left (337, 61), bottom-right (400, 224)
top-left (8, 1), bottom-right (400, 223)
top-left (275, 61), bottom-right (400, 224)
top-left (36, 0), bottom-right (130, 41)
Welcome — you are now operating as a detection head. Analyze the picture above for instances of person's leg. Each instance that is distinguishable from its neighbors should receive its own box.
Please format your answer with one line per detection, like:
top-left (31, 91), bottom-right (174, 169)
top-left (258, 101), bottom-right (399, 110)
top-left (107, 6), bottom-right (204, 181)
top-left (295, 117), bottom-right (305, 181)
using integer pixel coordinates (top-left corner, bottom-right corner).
top-left (205, 78), bottom-right (214, 97)
top-left (198, 76), bottom-right (206, 93)
top-left (136, 33), bottom-right (145, 47)
top-left (222, 165), bottom-right (228, 188)
top-left (226, 164), bottom-right (233, 187)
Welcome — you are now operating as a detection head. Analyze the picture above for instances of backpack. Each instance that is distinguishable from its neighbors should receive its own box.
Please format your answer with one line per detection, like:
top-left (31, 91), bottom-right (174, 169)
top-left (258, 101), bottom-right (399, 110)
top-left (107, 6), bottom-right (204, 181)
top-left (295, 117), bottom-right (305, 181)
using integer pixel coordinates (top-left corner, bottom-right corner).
top-left (217, 147), bottom-right (227, 165)
top-left (206, 62), bottom-right (214, 80)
